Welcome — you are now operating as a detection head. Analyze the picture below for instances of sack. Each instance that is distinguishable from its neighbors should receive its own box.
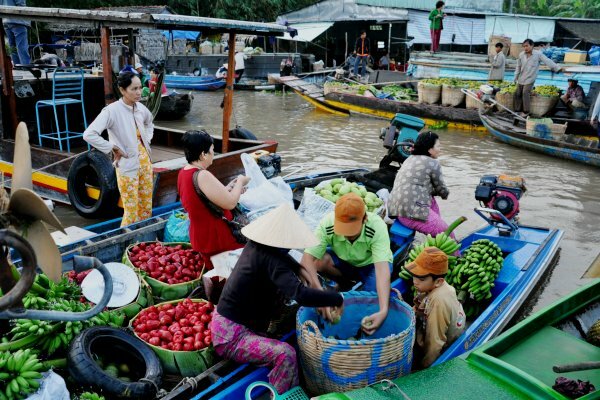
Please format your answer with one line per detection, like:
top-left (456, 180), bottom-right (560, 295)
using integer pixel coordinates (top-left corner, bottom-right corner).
top-left (192, 169), bottom-right (248, 244)
top-left (296, 188), bottom-right (336, 232)
top-left (164, 211), bottom-right (190, 243)
top-left (239, 153), bottom-right (293, 211)
top-left (26, 371), bottom-right (70, 400)
top-left (589, 46), bottom-right (600, 66)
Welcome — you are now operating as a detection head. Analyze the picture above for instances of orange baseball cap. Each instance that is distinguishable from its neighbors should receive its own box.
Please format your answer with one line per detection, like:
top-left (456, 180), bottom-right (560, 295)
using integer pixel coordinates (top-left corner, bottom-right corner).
top-left (406, 247), bottom-right (448, 276)
top-left (334, 193), bottom-right (366, 236)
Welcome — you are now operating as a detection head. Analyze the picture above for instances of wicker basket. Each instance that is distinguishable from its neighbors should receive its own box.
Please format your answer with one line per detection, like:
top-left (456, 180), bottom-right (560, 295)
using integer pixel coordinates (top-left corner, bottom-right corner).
top-left (418, 81), bottom-right (441, 104)
top-left (441, 84), bottom-right (465, 107)
top-left (297, 290), bottom-right (415, 396)
top-left (465, 92), bottom-right (482, 109)
top-left (529, 95), bottom-right (559, 117)
top-left (495, 92), bottom-right (514, 111)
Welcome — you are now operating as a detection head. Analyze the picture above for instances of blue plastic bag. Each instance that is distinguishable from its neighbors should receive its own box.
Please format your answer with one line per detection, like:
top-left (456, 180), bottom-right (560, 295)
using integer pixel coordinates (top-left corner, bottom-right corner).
top-left (589, 46), bottom-right (600, 66)
top-left (164, 211), bottom-right (190, 243)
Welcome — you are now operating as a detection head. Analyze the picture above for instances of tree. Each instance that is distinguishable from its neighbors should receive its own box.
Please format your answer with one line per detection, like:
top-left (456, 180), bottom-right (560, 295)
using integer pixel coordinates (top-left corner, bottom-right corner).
top-left (549, 0), bottom-right (600, 18)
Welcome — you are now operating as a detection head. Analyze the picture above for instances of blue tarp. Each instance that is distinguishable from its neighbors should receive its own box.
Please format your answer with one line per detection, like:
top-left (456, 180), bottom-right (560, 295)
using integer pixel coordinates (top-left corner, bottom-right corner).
top-left (161, 30), bottom-right (201, 41)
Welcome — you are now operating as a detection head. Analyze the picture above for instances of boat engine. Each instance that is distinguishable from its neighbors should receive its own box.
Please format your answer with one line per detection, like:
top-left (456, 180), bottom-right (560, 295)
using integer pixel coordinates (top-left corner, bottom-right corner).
top-left (475, 175), bottom-right (527, 222)
top-left (379, 113), bottom-right (426, 168)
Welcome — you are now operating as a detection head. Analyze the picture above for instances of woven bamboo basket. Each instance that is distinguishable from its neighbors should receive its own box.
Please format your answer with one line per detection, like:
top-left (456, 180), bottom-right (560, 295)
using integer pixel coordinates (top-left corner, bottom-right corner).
top-left (530, 95), bottom-right (559, 117)
top-left (441, 84), bottom-right (465, 107)
top-left (297, 290), bottom-right (415, 396)
top-left (465, 92), bottom-right (482, 109)
top-left (129, 299), bottom-right (215, 377)
top-left (418, 81), bottom-right (441, 104)
top-left (495, 92), bottom-right (514, 111)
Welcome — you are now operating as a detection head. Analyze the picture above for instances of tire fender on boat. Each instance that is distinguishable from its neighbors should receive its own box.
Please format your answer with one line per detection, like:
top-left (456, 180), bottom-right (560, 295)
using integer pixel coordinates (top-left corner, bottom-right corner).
top-left (229, 126), bottom-right (258, 140)
top-left (67, 150), bottom-right (120, 219)
top-left (67, 326), bottom-right (162, 399)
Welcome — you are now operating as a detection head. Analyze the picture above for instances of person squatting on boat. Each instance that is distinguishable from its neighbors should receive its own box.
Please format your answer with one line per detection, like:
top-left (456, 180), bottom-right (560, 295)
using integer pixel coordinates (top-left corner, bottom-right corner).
top-left (177, 130), bottom-right (250, 259)
top-left (406, 247), bottom-right (465, 368)
top-left (488, 42), bottom-right (506, 82)
top-left (514, 38), bottom-right (563, 117)
top-left (301, 193), bottom-right (393, 335)
top-left (211, 204), bottom-right (344, 395)
top-left (560, 78), bottom-right (586, 111)
top-left (388, 131), bottom-right (454, 239)
top-left (83, 72), bottom-right (154, 227)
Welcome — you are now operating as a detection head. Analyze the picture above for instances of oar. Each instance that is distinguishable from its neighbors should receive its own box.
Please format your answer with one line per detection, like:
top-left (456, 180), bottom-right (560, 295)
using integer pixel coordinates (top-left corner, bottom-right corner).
top-left (553, 361), bottom-right (600, 373)
top-left (462, 88), bottom-right (527, 122)
top-left (583, 252), bottom-right (600, 278)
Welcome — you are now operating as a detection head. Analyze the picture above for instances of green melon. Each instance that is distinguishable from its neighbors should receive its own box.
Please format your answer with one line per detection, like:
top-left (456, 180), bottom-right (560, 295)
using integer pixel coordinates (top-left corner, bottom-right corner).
top-left (587, 320), bottom-right (600, 347)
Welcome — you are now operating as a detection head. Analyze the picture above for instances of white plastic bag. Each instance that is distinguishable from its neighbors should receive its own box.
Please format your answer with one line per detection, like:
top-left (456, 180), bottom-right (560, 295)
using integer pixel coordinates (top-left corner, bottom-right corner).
top-left (296, 188), bottom-right (335, 232)
top-left (25, 371), bottom-right (69, 400)
top-left (239, 153), bottom-right (293, 212)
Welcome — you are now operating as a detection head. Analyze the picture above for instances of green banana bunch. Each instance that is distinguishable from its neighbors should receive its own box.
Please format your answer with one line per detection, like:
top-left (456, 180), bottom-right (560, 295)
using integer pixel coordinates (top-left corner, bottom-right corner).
top-left (10, 320), bottom-right (54, 340)
top-left (79, 392), bottom-right (106, 400)
top-left (0, 349), bottom-right (44, 400)
top-left (21, 295), bottom-right (49, 310)
top-left (398, 230), bottom-right (462, 281)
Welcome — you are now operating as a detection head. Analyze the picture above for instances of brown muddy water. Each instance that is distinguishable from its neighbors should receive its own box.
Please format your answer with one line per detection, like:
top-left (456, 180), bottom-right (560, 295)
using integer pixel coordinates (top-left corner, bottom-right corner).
top-left (56, 89), bottom-right (600, 315)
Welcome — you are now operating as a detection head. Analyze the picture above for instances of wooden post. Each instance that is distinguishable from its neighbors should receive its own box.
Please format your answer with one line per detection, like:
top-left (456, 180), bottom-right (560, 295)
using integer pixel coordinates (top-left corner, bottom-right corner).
top-left (0, 18), bottom-right (19, 137)
top-left (128, 28), bottom-right (135, 65)
top-left (101, 27), bottom-right (115, 105)
top-left (222, 32), bottom-right (236, 153)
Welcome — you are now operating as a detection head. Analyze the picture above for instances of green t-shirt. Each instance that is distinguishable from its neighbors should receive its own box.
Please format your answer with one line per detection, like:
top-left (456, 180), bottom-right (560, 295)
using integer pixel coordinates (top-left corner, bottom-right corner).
top-left (429, 9), bottom-right (444, 31)
top-left (304, 211), bottom-right (393, 267)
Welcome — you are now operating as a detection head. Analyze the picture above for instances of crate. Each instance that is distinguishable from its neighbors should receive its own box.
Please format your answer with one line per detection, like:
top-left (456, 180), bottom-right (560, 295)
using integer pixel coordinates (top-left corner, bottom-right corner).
top-left (488, 35), bottom-right (511, 58)
top-left (509, 43), bottom-right (523, 59)
top-left (564, 50), bottom-right (587, 64)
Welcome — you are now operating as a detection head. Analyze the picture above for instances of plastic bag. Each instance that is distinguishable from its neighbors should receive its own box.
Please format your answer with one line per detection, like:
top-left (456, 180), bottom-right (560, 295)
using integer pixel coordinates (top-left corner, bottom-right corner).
top-left (203, 248), bottom-right (244, 301)
top-left (296, 188), bottom-right (335, 232)
top-left (589, 46), bottom-right (600, 66)
top-left (239, 153), bottom-right (293, 212)
top-left (25, 371), bottom-right (69, 400)
top-left (163, 211), bottom-right (190, 243)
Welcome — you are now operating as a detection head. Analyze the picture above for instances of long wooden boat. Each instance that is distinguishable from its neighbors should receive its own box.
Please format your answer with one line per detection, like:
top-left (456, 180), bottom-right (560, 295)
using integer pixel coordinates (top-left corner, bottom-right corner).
top-left (480, 113), bottom-right (600, 167)
top-left (164, 75), bottom-right (226, 91)
top-left (140, 92), bottom-right (193, 120)
top-left (317, 278), bottom-right (600, 400)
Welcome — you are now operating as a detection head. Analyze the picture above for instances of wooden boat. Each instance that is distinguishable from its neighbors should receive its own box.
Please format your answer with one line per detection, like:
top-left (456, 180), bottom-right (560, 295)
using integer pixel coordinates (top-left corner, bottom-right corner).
top-left (480, 112), bottom-right (600, 167)
top-left (317, 278), bottom-right (600, 400)
top-left (164, 75), bottom-right (226, 91)
top-left (140, 92), bottom-right (193, 120)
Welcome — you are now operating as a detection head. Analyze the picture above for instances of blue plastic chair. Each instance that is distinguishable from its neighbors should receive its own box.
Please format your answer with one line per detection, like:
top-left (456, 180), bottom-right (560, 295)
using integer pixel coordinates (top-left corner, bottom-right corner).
top-left (36, 67), bottom-right (89, 152)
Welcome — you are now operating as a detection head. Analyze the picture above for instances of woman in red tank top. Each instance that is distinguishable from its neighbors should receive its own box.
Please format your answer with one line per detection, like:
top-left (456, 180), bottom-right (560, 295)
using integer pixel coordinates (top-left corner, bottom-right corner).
top-left (177, 130), bottom-right (250, 258)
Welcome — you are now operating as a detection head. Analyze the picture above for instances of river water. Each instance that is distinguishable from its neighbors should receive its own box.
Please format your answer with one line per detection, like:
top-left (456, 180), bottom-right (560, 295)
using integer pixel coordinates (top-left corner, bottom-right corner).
top-left (57, 89), bottom-right (600, 313)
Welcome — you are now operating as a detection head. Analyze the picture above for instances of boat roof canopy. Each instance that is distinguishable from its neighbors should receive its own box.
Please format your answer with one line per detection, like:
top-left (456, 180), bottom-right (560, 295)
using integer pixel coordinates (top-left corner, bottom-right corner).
top-left (0, 6), bottom-right (288, 35)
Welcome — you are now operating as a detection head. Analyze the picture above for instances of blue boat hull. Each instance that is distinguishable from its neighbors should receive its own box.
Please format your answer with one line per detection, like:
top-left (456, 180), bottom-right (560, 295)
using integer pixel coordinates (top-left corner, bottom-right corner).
top-left (164, 76), bottom-right (225, 91)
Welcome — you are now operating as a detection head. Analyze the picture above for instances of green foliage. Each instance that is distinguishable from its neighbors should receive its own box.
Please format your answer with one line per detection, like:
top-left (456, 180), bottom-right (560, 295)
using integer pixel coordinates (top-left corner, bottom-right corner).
top-left (509, 0), bottom-right (600, 18)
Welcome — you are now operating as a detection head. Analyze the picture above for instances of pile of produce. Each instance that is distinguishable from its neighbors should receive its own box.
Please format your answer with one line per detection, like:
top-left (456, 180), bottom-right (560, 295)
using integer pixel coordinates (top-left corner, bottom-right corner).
top-left (533, 85), bottom-right (560, 97)
top-left (314, 179), bottom-right (384, 213)
top-left (380, 85), bottom-right (415, 101)
top-left (131, 299), bottom-right (214, 352)
top-left (126, 242), bottom-right (205, 285)
top-left (78, 393), bottom-right (105, 400)
top-left (0, 348), bottom-right (45, 400)
top-left (498, 83), bottom-right (517, 94)
top-left (94, 357), bottom-right (134, 382)
top-left (446, 239), bottom-right (504, 318)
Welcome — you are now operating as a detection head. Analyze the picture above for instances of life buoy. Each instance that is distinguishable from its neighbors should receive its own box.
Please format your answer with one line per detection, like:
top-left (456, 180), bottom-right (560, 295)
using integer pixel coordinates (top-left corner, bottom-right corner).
top-left (229, 126), bottom-right (257, 140)
top-left (67, 150), bottom-right (120, 219)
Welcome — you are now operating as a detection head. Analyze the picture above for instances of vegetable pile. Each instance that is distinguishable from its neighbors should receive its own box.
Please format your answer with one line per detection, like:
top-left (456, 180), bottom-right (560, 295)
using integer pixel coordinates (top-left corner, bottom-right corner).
top-left (532, 85), bottom-right (560, 97)
top-left (127, 243), bottom-right (205, 285)
top-left (132, 299), bottom-right (214, 352)
top-left (0, 349), bottom-right (45, 400)
top-left (314, 178), bottom-right (384, 213)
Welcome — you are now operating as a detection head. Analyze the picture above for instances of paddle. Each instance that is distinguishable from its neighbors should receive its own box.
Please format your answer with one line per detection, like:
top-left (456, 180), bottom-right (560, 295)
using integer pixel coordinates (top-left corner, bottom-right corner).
top-left (582, 252), bottom-right (600, 278)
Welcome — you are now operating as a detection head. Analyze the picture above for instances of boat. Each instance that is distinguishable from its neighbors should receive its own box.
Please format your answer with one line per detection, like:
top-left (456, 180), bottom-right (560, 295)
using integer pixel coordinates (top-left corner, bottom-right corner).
top-left (480, 112), bottom-right (600, 167)
top-left (164, 75), bottom-right (226, 91)
top-left (315, 278), bottom-right (600, 400)
top-left (140, 92), bottom-right (193, 120)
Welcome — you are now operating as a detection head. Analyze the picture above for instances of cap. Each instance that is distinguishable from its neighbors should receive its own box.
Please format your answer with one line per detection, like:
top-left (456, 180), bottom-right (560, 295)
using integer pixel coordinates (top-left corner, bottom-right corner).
top-left (334, 193), bottom-right (366, 236)
top-left (568, 78), bottom-right (578, 83)
top-left (405, 247), bottom-right (448, 276)
top-left (134, 62), bottom-right (143, 69)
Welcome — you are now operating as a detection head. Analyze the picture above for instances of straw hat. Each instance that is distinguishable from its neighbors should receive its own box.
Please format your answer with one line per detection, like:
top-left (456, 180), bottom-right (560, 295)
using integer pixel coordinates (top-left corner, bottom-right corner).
top-left (241, 203), bottom-right (319, 249)
top-left (81, 262), bottom-right (140, 308)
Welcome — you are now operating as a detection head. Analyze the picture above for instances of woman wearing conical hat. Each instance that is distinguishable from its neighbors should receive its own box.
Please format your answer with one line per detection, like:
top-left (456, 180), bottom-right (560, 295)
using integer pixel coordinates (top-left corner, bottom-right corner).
top-left (210, 204), bottom-right (344, 395)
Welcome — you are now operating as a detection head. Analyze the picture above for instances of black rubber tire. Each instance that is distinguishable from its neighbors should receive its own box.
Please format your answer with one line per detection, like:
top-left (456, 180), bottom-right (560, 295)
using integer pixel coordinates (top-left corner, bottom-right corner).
top-left (229, 126), bottom-right (258, 140)
top-left (67, 150), bottom-right (121, 219)
top-left (67, 326), bottom-right (162, 400)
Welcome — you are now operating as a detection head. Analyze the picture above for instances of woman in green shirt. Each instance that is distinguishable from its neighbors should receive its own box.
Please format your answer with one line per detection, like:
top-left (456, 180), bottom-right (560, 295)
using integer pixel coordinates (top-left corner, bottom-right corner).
top-left (429, 1), bottom-right (445, 53)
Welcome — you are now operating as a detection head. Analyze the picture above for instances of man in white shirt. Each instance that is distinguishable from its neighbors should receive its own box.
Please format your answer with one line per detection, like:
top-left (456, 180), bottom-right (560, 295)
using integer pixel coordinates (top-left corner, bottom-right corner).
top-left (234, 51), bottom-right (248, 83)
top-left (488, 43), bottom-right (506, 82)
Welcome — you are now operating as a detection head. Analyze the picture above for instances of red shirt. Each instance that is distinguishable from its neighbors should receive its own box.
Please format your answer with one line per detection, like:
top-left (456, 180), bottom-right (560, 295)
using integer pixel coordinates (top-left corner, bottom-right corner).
top-left (177, 168), bottom-right (244, 258)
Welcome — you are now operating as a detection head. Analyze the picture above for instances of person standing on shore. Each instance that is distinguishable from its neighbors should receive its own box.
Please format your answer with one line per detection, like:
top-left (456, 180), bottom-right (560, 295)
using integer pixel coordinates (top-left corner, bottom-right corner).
top-left (353, 30), bottom-right (370, 79)
top-left (488, 43), bottom-right (506, 82)
top-left (428, 1), bottom-right (445, 53)
top-left (514, 38), bottom-right (562, 117)
top-left (2, 0), bottom-right (31, 65)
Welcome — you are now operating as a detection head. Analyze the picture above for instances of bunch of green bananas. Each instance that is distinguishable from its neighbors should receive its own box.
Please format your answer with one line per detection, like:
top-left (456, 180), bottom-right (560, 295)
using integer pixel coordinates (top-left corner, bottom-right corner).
top-left (533, 85), bottom-right (560, 97)
top-left (0, 349), bottom-right (44, 400)
top-left (79, 392), bottom-right (106, 400)
top-left (446, 239), bottom-right (504, 318)
top-left (28, 274), bottom-right (81, 302)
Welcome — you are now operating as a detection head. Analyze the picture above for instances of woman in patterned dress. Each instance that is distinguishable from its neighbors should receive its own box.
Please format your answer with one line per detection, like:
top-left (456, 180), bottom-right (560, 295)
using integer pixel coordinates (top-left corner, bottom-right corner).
top-left (388, 131), bottom-right (454, 238)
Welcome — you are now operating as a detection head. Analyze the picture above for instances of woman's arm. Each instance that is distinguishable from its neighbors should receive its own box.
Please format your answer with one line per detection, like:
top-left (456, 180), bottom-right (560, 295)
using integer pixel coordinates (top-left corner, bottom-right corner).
top-left (197, 170), bottom-right (249, 210)
top-left (430, 161), bottom-right (449, 199)
top-left (143, 106), bottom-right (154, 142)
top-left (83, 108), bottom-right (115, 154)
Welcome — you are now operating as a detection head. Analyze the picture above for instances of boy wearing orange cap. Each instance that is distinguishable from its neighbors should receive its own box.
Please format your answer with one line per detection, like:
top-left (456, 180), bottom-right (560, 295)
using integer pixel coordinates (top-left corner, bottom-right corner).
top-left (301, 193), bottom-right (393, 335)
top-left (406, 247), bottom-right (465, 368)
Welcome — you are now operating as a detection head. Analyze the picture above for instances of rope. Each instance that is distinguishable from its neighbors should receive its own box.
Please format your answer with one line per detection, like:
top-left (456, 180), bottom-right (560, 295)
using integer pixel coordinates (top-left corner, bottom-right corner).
top-left (156, 376), bottom-right (198, 398)
top-left (366, 379), bottom-right (412, 400)
top-left (140, 377), bottom-right (164, 398)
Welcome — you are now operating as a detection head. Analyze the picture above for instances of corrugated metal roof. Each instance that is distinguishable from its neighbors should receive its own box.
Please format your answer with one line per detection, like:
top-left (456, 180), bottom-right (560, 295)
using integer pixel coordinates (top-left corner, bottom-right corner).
top-left (355, 0), bottom-right (436, 10)
top-left (355, 0), bottom-right (503, 12)
top-left (558, 21), bottom-right (600, 44)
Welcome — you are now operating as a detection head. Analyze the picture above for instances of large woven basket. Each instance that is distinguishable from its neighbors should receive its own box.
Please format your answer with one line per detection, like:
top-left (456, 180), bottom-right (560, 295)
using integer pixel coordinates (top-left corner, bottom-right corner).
top-left (530, 94), bottom-right (559, 117)
top-left (297, 290), bottom-right (415, 396)
top-left (441, 84), bottom-right (465, 107)
top-left (418, 81), bottom-right (441, 104)
top-left (495, 92), bottom-right (514, 111)
top-left (465, 92), bottom-right (481, 109)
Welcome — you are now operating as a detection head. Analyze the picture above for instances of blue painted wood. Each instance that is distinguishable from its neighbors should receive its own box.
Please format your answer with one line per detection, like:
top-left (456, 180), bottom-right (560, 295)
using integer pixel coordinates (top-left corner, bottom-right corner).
top-left (164, 75), bottom-right (226, 91)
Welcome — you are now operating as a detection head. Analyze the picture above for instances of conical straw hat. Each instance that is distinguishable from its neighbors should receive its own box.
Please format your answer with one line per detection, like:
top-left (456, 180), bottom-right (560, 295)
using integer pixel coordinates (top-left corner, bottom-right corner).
top-left (241, 203), bottom-right (319, 249)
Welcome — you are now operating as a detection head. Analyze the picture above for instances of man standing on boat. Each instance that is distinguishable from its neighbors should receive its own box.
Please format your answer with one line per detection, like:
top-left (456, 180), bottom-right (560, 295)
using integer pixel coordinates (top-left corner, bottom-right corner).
top-left (353, 30), bottom-right (370, 79)
top-left (428, 1), bottom-right (445, 53)
top-left (234, 51), bottom-right (248, 83)
top-left (488, 43), bottom-right (505, 82)
top-left (2, 0), bottom-right (31, 65)
top-left (514, 38), bottom-right (562, 117)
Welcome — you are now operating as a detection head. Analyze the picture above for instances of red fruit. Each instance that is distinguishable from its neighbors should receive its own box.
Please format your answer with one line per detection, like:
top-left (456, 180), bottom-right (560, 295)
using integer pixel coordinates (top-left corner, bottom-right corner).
top-left (168, 323), bottom-right (181, 334)
top-left (162, 303), bottom-right (174, 310)
top-left (159, 330), bottom-right (173, 341)
top-left (203, 329), bottom-right (211, 337)
top-left (194, 341), bottom-right (203, 350)
top-left (204, 335), bottom-right (211, 345)
top-left (200, 314), bottom-right (211, 323)
top-left (173, 343), bottom-right (183, 351)
top-left (140, 333), bottom-right (150, 341)
top-left (136, 323), bottom-right (147, 333)
top-left (160, 315), bottom-right (173, 326)
top-left (181, 327), bottom-right (193, 336)
top-left (183, 343), bottom-right (193, 352)
top-left (148, 337), bottom-right (160, 346)
top-left (173, 333), bottom-right (184, 344)
top-left (179, 318), bottom-right (190, 327)
top-left (146, 320), bottom-right (160, 330)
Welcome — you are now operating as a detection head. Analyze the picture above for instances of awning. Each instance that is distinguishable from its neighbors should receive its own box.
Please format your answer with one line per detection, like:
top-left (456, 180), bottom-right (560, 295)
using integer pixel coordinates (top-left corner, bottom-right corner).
top-left (558, 21), bottom-right (600, 45)
top-left (407, 10), bottom-right (486, 46)
top-left (161, 30), bottom-right (201, 40)
top-left (485, 16), bottom-right (555, 43)
top-left (280, 22), bottom-right (333, 42)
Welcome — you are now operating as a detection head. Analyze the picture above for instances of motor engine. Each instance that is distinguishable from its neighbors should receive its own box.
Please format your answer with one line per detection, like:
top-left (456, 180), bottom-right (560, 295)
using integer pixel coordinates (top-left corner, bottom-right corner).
top-left (475, 175), bottom-right (527, 221)
top-left (379, 113), bottom-right (425, 168)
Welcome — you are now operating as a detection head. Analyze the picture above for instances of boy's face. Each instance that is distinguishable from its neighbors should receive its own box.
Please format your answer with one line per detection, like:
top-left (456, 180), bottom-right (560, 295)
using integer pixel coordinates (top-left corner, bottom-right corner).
top-left (413, 275), bottom-right (443, 293)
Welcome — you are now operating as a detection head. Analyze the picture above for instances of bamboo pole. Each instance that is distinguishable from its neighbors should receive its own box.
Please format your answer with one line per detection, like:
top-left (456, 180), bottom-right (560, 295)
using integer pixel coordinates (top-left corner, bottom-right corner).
top-left (0, 18), bottom-right (18, 136)
top-left (101, 27), bottom-right (115, 105)
top-left (222, 33), bottom-right (236, 153)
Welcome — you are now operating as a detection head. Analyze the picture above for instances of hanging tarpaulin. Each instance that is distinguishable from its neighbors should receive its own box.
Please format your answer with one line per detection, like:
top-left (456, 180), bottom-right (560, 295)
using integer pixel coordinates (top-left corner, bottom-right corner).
top-left (281, 22), bottom-right (333, 42)
top-left (485, 16), bottom-right (555, 43)
top-left (161, 30), bottom-right (202, 41)
top-left (407, 10), bottom-right (486, 47)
